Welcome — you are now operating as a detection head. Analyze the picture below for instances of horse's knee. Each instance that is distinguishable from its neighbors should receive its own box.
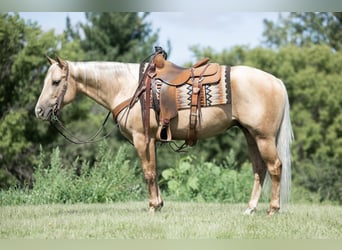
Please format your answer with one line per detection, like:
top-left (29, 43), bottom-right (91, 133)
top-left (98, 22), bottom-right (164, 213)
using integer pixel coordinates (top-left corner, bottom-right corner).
top-left (143, 170), bottom-right (156, 183)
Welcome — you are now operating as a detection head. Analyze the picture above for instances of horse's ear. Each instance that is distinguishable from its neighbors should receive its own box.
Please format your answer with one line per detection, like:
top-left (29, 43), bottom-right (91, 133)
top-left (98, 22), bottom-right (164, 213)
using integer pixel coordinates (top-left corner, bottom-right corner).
top-left (56, 56), bottom-right (67, 69)
top-left (46, 56), bottom-right (56, 65)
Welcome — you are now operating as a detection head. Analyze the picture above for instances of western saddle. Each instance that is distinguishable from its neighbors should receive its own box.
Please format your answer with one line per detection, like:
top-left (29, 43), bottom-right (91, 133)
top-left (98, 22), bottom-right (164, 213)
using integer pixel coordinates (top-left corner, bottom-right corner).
top-left (113, 47), bottom-right (222, 146)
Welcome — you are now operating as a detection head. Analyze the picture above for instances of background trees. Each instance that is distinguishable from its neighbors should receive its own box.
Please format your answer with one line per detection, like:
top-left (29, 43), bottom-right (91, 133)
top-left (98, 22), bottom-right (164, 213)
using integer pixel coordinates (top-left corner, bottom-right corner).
top-left (1, 12), bottom-right (341, 204)
top-left (262, 13), bottom-right (342, 50)
top-left (0, 13), bottom-right (64, 187)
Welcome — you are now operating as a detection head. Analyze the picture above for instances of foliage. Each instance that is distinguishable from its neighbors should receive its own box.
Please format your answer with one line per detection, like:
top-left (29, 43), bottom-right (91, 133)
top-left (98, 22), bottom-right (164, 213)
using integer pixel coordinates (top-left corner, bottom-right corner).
top-left (262, 12), bottom-right (342, 51)
top-left (0, 13), bottom-right (85, 187)
top-left (0, 109), bottom-right (34, 187)
top-left (161, 152), bottom-right (253, 203)
top-left (70, 12), bottom-right (158, 62)
top-left (0, 143), bottom-right (146, 205)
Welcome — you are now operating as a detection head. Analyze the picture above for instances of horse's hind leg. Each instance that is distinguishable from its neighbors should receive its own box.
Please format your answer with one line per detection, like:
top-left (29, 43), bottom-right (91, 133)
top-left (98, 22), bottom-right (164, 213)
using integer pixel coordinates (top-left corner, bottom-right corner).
top-left (242, 128), bottom-right (267, 215)
top-left (255, 136), bottom-right (282, 215)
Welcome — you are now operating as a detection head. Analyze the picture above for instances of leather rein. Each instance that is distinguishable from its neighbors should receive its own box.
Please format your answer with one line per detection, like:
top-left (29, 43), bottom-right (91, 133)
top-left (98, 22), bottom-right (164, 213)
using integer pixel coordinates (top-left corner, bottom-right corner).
top-left (49, 62), bottom-right (114, 145)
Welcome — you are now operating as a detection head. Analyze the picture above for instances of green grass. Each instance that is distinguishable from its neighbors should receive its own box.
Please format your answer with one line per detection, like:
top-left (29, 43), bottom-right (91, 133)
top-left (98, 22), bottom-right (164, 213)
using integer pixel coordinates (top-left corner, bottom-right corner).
top-left (1, 202), bottom-right (341, 239)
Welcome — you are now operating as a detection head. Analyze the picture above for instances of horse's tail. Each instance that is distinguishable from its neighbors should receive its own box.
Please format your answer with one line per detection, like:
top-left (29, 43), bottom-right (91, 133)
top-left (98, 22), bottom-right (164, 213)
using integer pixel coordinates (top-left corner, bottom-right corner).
top-left (277, 80), bottom-right (294, 210)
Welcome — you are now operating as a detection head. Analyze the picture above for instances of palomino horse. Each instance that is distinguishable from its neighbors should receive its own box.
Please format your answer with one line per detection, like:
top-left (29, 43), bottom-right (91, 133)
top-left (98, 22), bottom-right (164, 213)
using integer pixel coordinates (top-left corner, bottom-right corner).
top-left (35, 56), bottom-right (293, 215)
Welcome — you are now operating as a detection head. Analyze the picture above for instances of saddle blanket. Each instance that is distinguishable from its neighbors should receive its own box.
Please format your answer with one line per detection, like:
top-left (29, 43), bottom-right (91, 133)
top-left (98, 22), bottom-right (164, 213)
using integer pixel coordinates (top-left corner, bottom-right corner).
top-left (154, 65), bottom-right (231, 110)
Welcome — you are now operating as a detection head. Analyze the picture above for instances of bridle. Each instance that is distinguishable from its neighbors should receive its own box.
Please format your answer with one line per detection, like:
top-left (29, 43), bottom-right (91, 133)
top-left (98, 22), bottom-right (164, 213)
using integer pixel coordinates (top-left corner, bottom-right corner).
top-left (49, 61), bottom-right (113, 144)
top-left (52, 75), bottom-right (68, 120)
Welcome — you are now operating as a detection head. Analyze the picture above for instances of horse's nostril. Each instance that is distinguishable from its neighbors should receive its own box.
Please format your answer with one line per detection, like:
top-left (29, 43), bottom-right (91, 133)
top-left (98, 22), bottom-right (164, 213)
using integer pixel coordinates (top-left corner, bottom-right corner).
top-left (35, 106), bottom-right (44, 118)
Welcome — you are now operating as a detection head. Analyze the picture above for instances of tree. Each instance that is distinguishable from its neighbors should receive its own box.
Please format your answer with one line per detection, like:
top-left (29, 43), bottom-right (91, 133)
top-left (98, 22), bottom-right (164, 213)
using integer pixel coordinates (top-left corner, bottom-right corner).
top-left (74, 12), bottom-right (158, 62)
top-left (0, 13), bottom-right (84, 188)
top-left (262, 12), bottom-right (342, 51)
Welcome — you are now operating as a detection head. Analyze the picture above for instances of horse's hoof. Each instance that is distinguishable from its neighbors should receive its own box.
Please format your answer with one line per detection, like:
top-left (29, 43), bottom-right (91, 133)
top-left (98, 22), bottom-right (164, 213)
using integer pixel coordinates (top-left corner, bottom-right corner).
top-left (267, 207), bottom-right (280, 216)
top-left (244, 207), bottom-right (256, 215)
top-left (148, 203), bottom-right (163, 213)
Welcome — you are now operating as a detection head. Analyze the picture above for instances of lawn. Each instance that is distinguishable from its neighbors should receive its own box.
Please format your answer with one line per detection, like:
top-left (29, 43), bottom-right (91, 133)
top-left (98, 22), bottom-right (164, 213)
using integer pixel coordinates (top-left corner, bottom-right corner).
top-left (0, 202), bottom-right (341, 239)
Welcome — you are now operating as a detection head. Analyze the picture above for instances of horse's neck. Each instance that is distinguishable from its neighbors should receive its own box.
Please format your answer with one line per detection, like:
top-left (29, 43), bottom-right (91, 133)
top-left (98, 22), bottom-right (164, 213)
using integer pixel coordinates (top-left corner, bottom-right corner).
top-left (69, 61), bottom-right (139, 110)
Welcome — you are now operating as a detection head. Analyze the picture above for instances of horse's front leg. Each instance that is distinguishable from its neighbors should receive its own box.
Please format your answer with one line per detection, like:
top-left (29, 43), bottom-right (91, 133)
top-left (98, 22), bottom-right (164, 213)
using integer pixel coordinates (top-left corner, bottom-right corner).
top-left (133, 133), bottom-right (163, 212)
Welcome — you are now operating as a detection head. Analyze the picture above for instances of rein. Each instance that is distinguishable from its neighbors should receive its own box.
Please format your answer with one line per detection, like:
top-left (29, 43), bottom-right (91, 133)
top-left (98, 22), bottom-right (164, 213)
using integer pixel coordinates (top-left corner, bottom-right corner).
top-left (50, 111), bottom-right (114, 144)
top-left (50, 61), bottom-right (114, 145)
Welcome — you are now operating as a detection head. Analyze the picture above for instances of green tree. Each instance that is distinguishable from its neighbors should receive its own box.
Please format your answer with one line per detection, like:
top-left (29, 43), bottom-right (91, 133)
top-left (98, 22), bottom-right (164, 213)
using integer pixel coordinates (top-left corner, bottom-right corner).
top-left (75, 12), bottom-right (158, 62)
top-left (0, 13), bottom-right (84, 188)
top-left (262, 12), bottom-right (342, 51)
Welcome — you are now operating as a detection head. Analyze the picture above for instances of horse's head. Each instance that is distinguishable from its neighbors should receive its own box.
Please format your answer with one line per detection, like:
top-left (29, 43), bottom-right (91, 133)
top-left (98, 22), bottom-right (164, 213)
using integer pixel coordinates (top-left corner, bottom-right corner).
top-left (35, 57), bottom-right (77, 120)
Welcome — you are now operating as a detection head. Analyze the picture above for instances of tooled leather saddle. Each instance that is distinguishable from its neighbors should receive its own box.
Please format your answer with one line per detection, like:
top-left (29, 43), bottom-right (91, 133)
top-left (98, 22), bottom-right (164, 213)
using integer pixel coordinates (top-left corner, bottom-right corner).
top-left (153, 49), bottom-right (221, 145)
top-left (112, 46), bottom-right (227, 146)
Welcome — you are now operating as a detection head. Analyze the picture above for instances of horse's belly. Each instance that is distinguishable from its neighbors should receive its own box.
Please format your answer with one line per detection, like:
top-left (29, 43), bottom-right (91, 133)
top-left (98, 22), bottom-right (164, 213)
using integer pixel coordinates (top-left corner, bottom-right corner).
top-left (170, 104), bottom-right (234, 140)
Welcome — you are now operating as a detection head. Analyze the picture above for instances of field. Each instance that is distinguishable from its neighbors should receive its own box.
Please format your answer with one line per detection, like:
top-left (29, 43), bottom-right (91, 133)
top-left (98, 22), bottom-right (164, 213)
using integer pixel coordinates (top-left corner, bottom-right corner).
top-left (1, 202), bottom-right (341, 239)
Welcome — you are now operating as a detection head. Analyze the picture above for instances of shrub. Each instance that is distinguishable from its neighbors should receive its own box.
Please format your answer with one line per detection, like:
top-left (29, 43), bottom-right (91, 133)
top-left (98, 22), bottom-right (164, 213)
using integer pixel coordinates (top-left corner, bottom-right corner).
top-left (160, 151), bottom-right (253, 203)
top-left (0, 142), bottom-right (146, 205)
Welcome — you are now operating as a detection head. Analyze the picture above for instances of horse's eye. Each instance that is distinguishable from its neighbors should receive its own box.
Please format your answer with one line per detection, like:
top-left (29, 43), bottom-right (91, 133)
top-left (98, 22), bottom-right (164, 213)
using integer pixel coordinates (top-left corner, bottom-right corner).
top-left (52, 80), bottom-right (61, 86)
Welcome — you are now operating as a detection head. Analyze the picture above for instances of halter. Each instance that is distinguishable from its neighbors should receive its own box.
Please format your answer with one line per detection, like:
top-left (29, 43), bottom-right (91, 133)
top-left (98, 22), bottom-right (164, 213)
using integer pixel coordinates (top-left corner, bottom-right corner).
top-left (50, 61), bottom-right (114, 144)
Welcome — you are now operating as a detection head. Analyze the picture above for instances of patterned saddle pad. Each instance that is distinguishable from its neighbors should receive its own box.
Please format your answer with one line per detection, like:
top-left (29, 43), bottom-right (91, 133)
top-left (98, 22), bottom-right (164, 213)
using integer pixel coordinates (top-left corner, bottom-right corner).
top-left (155, 65), bottom-right (231, 109)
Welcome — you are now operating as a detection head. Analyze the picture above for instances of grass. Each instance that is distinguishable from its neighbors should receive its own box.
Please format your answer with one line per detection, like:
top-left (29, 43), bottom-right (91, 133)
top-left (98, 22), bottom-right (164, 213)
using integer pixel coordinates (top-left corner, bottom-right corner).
top-left (1, 202), bottom-right (342, 239)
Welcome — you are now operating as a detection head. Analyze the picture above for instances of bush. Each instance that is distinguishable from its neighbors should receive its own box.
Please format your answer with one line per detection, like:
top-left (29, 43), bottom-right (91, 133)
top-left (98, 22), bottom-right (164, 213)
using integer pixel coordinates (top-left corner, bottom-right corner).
top-left (0, 142), bottom-right (146, 205)
top-left (160, 151), bottom-right (253, 203)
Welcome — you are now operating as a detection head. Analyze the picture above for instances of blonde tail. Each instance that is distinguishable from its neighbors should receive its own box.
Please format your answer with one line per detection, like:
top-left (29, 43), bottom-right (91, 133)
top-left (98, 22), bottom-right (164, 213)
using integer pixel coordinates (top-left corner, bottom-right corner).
top-left (277, 80), bottom-right (294, 210)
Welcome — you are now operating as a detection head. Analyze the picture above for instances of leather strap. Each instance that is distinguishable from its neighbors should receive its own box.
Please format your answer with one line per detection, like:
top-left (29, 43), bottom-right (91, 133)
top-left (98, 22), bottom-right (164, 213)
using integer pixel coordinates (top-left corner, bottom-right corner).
top-left (112, 58), bottom-right (157, 146)
top-left (143, 63), bottom-right (155, 144)
top-left (186, 64), bottom-right (209, 146)
top-left (112, 98), bottom-right (131, 121)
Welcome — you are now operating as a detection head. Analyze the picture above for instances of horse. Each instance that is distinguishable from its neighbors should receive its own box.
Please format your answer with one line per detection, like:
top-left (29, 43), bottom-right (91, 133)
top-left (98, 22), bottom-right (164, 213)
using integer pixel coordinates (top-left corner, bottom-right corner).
top-left (35, 55), bottom-right (293, 215)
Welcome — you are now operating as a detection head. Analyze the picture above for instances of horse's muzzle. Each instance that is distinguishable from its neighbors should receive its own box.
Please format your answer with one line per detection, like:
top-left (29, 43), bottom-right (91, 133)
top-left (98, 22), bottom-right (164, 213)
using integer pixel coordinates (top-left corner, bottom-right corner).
top-left (35, 105), bottom-right (54, 121)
